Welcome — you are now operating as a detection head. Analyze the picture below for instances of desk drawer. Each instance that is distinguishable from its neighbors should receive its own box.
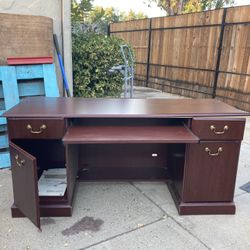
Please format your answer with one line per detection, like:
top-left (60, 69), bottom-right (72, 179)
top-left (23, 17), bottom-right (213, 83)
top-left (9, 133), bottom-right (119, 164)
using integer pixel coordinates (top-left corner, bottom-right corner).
top-left (8, 118), bottom-right (66, 139)
top-left (183, 141), bottom-right (241, 202)
top-left (191, 118), bottom-right (245, 140)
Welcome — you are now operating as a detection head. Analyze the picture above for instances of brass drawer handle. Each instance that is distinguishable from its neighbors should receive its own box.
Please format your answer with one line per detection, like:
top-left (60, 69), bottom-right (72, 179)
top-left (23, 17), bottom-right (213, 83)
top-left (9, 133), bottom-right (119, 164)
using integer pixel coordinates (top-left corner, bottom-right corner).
top-left (15, 155), bottom-right (25, 167)
top-left (205, 147), bottom-right (223, 156)
top-left (27, 124), bottom-right (47, 134)
top-left (210, 125), bottom-right (229, 135)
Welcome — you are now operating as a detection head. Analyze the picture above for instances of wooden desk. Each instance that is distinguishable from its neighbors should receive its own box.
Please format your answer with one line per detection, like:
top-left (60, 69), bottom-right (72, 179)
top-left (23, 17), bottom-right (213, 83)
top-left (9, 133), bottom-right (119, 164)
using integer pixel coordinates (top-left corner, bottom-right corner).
top-left (4, 97), bottom-right (248, 229)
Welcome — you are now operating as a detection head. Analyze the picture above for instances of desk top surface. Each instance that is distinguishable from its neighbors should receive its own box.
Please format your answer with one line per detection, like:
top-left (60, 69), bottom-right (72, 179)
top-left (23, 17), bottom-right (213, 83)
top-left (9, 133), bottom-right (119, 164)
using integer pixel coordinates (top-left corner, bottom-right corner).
top-left (4, 97), bottom-right (248, 118)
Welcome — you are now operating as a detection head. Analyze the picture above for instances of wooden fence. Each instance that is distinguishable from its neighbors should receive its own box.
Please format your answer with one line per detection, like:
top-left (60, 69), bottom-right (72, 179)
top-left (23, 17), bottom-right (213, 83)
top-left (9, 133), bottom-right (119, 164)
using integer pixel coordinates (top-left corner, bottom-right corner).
top-left (110, 6), bottom-right (250, 111)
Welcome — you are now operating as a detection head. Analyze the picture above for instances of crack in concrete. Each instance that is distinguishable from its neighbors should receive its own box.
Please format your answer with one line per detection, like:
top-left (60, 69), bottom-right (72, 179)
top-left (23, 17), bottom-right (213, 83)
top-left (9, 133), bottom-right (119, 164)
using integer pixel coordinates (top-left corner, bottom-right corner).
top-left (79, 182), bottom-right (212, 250)
top-left (234, 191), bottom-right (249, 198)
top-left (130, 182), bottom-right (212, 250)
top-left (79, 217), bottom-right (163, 250)
top-left (77, 182), bottom-right (172, 249)
top-left (1, 1), bottom-right (15, 11)
top-left (130, 182), bottom-right (169, 216)
top-left (80, 181), bottom-right (212, 250)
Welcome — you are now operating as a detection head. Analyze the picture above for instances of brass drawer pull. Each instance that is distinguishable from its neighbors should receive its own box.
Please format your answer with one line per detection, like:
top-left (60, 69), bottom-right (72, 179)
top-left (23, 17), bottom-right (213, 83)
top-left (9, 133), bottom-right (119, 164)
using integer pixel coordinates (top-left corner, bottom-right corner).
top-left (15, 155), bottom-right (25, 167)
top-left (205, 147), bottom-right (223, 156)
top-left (210, 125), bottom-right (229, 135)
top-left (27, 124), bottom-right (47, 134)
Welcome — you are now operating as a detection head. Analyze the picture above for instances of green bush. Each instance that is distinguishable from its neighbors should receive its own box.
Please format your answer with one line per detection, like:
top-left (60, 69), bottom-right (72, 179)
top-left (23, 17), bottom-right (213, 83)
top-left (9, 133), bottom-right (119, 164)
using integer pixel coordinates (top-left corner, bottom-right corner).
top-left (72, 33), bottom-right (126, 97)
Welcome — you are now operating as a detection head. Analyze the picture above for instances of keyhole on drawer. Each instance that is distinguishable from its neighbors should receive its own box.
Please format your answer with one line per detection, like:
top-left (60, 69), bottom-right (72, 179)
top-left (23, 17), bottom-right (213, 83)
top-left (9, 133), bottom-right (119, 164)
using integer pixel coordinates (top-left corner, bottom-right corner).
top-left (152, 153), bottom-right (158, 157)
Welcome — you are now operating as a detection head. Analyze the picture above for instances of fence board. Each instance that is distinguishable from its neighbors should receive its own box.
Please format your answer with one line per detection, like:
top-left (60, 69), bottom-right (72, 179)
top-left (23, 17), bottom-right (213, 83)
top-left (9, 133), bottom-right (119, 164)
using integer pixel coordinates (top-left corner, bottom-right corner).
top-left (220, 24), bottom-right (250, 74)
top-left (226, 5), bottom-right (250, 23)
top-left (110, 19), bottom-right (149, 32)
top-left (150, 27), bottom-right (220, 70)
top-left (152, 9), bottom-right (223, 29)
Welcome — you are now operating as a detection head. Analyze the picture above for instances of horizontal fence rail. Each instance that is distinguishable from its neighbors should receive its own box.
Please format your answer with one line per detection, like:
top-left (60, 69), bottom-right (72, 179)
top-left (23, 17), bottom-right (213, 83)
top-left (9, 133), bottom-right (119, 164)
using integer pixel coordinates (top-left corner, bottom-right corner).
top-left (110, 6), bottom-right (250, 111)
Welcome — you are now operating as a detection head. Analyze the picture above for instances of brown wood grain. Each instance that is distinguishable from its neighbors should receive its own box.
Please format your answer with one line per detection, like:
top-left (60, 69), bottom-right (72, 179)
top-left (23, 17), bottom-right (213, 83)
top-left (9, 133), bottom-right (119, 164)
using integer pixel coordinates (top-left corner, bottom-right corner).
top-left (66, 145), bottom-right (78, 206)
top-left (0, 13), bottom-right (53, 65)
top-left (9, 142), bottom-right (40, 228)
top-left (4, 97), bottom-right (248, 118)
top-left (77, 144), bottom-right (169, 180)
top-left (182, 141), bottom-right (241, 202)
top-left (178, 202), bottom-right (236, 215)
top-left (167, 180), bottom-right (236, 215)
top-left (63, 125), bottom-right (199, 144)
top-left (151, 9), bottom-right (223, 29)
top-left (7, 118), bottom-right (66, 139)
top-left (191, 117), bottom-right (246, 140)
top-left (11, 204), bottom-right (72, 217)
top-left (225, 5), bottom-right (250, 23)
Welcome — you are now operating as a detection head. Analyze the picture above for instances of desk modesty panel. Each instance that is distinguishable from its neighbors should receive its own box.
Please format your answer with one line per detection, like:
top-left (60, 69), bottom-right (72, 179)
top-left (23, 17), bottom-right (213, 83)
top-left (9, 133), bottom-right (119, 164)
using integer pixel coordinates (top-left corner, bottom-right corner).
top-left (4, 97), bottom-right (249, 229)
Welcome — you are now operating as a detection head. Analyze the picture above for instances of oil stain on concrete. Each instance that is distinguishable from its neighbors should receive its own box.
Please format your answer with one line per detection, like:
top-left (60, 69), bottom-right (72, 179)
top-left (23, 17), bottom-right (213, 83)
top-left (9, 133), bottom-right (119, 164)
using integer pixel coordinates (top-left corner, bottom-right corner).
top-left (62, 216), bottom-right (104, 236)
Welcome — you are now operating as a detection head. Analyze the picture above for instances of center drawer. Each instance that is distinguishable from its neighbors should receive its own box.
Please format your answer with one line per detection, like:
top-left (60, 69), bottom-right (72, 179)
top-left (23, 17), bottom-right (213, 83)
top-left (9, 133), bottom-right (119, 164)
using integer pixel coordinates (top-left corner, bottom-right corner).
top-left (7, 118), bottom-right (66, 139)
top-left (191, 118), bottom-right (245, 140)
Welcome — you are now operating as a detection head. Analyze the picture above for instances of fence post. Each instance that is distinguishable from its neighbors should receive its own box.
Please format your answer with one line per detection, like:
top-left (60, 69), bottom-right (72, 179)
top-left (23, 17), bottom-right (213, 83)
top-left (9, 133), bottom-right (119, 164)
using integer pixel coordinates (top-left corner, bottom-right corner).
top-left (212, 8), bottom-right (227, 98)
top-left (146, 18), bottom-right (152, 87)
top-left (107, 24), bottom-right (111, 37)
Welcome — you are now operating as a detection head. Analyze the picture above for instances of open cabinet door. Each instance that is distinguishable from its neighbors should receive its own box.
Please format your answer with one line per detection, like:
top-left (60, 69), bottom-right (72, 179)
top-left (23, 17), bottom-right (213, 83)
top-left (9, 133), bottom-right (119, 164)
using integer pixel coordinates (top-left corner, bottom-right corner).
top-left (9, 142), bottom-right (40, 229)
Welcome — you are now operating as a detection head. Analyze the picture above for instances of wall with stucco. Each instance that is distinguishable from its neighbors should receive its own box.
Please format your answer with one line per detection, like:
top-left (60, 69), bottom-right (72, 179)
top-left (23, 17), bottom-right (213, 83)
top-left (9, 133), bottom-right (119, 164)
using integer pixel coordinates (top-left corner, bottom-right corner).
top-left (0, 0), bottom-right (73, 95)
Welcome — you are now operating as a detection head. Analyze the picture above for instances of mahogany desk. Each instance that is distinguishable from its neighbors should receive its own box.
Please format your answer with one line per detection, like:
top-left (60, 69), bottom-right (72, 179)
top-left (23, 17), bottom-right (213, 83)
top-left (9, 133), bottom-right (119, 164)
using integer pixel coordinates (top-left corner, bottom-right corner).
top-left (4, 97), bottom-right (248, 229)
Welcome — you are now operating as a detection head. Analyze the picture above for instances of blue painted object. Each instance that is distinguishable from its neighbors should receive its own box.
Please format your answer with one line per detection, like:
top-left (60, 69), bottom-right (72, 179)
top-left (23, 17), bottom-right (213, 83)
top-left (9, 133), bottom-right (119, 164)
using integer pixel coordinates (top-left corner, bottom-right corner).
top-left (0, 64), bottom-right (59, 169)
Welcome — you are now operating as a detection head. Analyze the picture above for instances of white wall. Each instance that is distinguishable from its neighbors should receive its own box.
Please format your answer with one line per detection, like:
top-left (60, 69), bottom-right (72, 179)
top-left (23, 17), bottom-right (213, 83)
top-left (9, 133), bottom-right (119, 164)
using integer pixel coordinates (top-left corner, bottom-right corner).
top-left (0, 0), bottom-right (73, 95)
